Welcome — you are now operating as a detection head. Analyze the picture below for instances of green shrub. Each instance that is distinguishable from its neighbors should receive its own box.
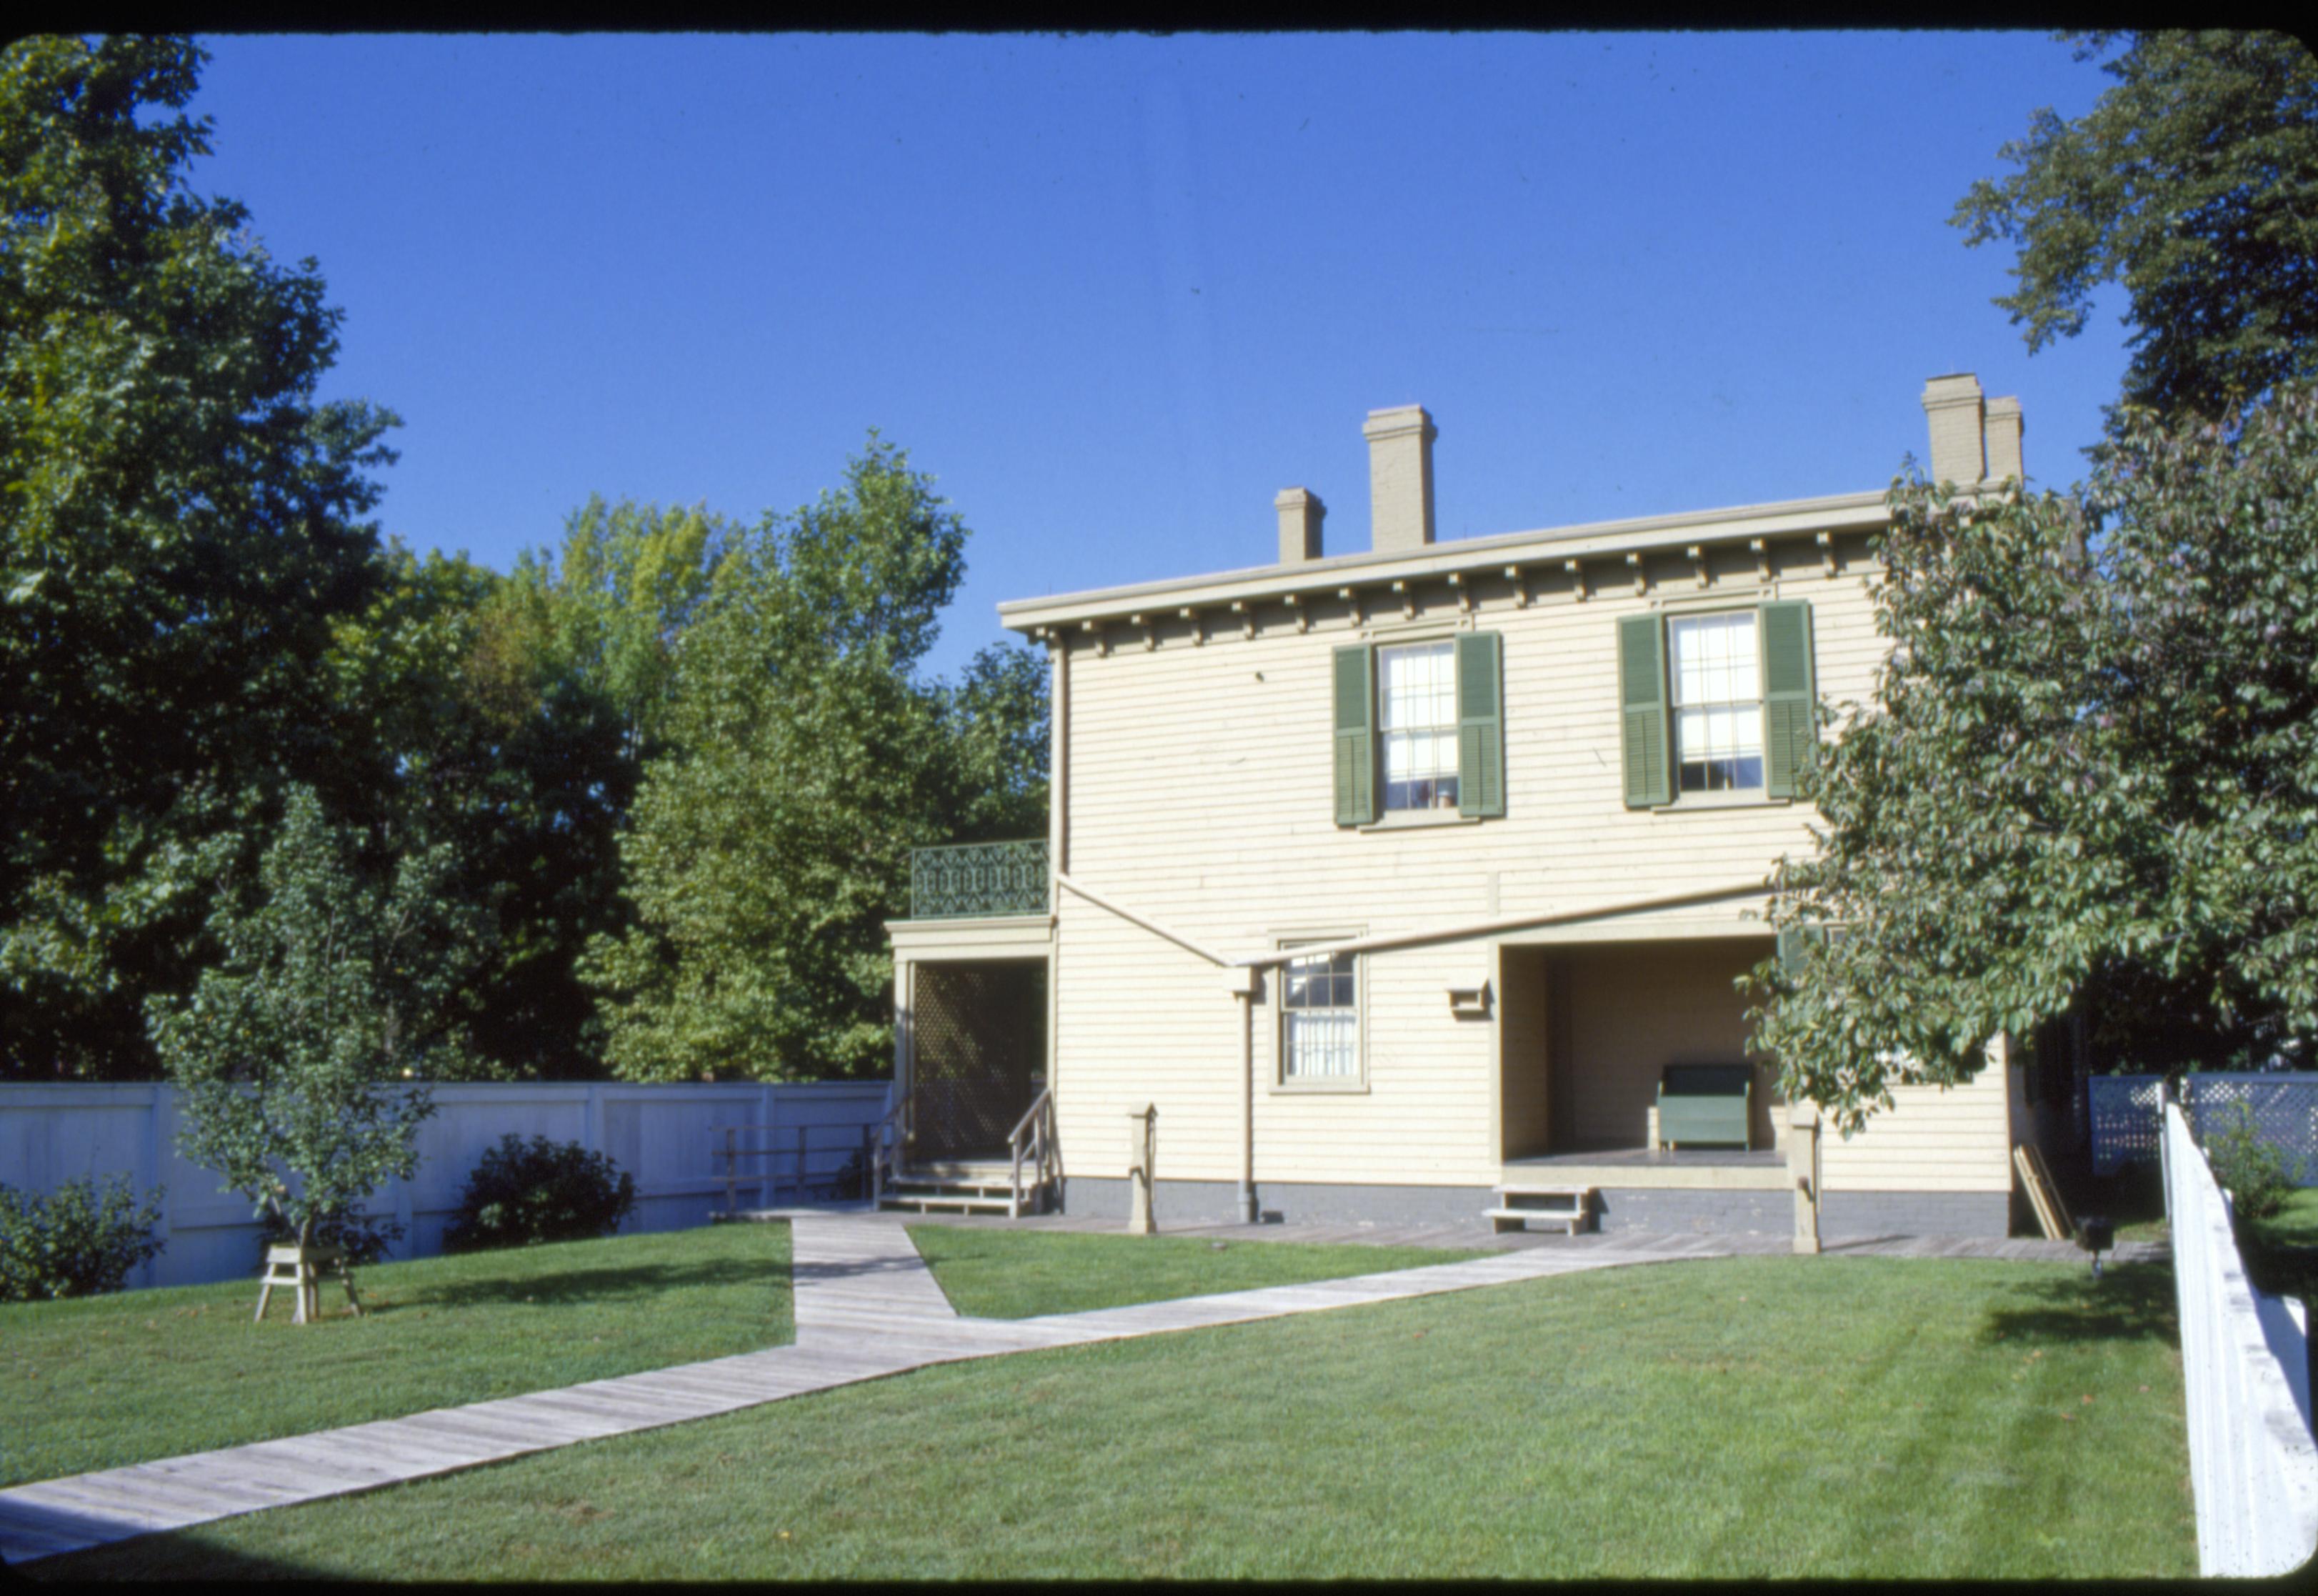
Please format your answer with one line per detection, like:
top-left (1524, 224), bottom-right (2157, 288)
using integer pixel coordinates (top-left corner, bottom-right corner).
top-left (2201, 1102), bottom-right (2301, 1222)
top-left (441, 1135), bottom-right (636, 1253)
top-left (0, 1177), bottom-right (167, 1301)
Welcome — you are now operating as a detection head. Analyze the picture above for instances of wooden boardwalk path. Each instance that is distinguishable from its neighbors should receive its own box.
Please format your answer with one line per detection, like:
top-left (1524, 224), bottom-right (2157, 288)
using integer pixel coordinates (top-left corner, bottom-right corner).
top-left (0, 1210), bottom-right (2156, 1565)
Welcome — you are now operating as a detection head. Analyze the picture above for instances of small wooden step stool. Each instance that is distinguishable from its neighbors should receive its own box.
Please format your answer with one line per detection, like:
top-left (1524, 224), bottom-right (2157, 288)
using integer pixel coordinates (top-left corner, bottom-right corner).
top-left (256, 1244), bottom-right (364, 1325)
top-left (1485, 1186), bottom-right (1597, 1235)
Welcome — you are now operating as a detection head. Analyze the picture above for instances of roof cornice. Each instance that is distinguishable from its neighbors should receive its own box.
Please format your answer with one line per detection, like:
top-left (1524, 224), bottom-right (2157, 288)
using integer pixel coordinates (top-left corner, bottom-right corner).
top-left (996, 488), bottom-right (1889, 635)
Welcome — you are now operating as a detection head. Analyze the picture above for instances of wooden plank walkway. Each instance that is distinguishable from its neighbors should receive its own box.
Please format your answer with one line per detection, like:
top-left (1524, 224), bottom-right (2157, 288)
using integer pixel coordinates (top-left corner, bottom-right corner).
top-left (0, 1210), bottom-right (2159, 1566)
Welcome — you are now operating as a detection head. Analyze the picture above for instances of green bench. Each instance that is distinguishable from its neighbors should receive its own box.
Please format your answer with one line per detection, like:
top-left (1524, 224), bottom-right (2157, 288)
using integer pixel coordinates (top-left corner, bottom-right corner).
top-left (1655, 1063), bottom-right (1754, 1150)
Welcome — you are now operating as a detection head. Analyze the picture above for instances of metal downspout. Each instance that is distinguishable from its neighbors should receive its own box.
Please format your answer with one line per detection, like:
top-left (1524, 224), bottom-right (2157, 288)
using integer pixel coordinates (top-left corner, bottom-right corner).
top-left (1239, 983), bottom-right (1257, 1224)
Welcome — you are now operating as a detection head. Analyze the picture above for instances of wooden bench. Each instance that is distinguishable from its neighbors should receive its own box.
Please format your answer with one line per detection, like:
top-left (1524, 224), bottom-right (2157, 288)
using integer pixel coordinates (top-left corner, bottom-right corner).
top-left (1655, 1064), bottom-right (1754, 1150)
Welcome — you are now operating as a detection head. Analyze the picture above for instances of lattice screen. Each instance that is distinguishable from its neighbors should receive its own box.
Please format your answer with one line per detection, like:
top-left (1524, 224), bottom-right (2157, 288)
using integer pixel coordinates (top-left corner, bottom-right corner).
top-left (2090, 1075), bottom-right (2164, 1174)
top-left (2092, 1072), bottom-right (2317, 1182)
top-left (2184, 1077), bottom-right (2318, 1182)
top-left (910, 961), bottom-right (1047, 1159)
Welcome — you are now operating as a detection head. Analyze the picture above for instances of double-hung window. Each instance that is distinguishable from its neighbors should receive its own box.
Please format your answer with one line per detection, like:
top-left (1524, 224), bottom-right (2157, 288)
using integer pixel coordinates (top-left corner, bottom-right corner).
top-left (1332, 632), bottom-right (1503, 825)
top-left (1280, 947), bottom-right (1359, 1084)
top-left (1619, 599), bottom-right (1817, 808)
top-left (1378, 641), bottom-right (1459, 811)
top-left (1669, 612), bottom-right (1764, 793)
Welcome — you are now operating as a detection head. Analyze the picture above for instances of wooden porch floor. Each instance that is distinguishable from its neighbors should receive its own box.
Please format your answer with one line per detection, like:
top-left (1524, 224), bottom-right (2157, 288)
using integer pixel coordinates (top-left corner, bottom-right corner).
top-left (1507, 1146), bottom-right (1786, 1169)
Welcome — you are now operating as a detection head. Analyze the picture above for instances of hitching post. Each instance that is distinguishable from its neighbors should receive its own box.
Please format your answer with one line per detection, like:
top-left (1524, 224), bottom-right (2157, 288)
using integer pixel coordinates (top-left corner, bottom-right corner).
top-left (1126, 1104), bottom-right (1157, 1235)
top-left (1789, 1102), bottom-right (1822, 1255)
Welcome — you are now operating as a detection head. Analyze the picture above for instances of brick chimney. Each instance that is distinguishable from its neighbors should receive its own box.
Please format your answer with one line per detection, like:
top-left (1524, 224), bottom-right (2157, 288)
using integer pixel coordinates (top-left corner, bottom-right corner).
top-left (1275, 487), bottom-right (1325, 564)
top-left (1982, 395), bottom-right (2025, 484)
top-left (1362, 404), bottom-right (1436, 554)
top-left (1920, 374), bottom-right (1986, 487)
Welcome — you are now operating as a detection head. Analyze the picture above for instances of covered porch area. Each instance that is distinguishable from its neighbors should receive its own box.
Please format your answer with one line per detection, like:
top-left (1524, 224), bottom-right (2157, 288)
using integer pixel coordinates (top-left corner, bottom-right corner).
top-left (884, 842), bottom-right (1059, 1213)
top-left (1494, 930), bottom-right (1799, 1235)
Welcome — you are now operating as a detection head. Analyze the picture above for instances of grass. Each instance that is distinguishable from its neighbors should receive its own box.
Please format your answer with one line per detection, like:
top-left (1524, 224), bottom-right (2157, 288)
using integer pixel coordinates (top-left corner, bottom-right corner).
top-left (0, 1220), bottom-right (791, 1489)
top-left (906, 1222), bottom-right (1487, 1317)
top-left (2245, 1185), bottom-right (2318, 1250)
top-left (2066, 1160), bottom-right (2169, 1244)
top-left (2239, 1185), bottom-right (2318, 1305)
top-left (31, 1253), bottom-right (2194, 1581)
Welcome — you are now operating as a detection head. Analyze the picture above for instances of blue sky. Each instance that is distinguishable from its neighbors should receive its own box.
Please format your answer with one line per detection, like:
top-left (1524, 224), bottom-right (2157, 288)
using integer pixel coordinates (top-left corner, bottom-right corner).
top-left (190, 31), bottom-right (2132, 684)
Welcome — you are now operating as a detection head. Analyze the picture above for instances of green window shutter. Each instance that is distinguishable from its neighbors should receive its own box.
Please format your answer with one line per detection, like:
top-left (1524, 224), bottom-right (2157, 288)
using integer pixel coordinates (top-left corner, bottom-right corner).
top-left (1617, 614), bottom-right (1670, 809)
top-left (1332, 643), bottom-right (1376, 827)
top-left (1759, 599), bottom-right (1817, 799)
top-left (1456, 630), bottom-right (1504, 818)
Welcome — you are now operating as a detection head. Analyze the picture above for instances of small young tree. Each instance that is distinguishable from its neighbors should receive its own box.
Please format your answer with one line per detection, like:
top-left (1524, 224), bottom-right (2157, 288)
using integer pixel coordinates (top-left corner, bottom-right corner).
top-left (148, 787), bottom-right (489, 1257)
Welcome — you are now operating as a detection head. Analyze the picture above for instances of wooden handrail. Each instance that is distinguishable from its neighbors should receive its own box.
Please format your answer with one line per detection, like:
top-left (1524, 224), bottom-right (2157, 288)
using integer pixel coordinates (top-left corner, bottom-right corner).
top-left (869, 1094), bottom-right (910, 1207)
top-left (1008, 1087), bottom-right (1056, 1219)
top-left (1005, 1087), bottom-right (1052, 1147)
top-left (714, 1119), bottom-right (887, 1213)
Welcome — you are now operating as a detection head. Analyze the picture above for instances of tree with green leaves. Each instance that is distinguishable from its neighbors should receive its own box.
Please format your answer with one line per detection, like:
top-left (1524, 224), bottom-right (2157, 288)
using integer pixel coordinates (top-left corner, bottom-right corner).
top-left (584, 438), bottom-right (1047, 1082)
top-left (1954, 31), bottom-right (2318, 429)
top-left (487, 497), bottom-right (736, 765)
top-left (147, 787), bottom-right (490, 1250)
top-left (1, 36), bottom-right (399, 1078)
top-left (1749, 381), bottom-right (2318, 1131)
top-left (324, 538), bottom-right (646, 1081)
top-left (932, 639), bottom-right (1053, 844)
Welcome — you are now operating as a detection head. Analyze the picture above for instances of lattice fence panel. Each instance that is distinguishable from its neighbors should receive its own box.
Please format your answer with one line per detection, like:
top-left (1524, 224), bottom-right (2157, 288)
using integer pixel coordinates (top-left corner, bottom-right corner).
top-left (2185, 1076), bottom-right (2318, 1184)
top-left (2094, 1072), bottom-right (2318, 1183)
top-left (910, 962), bottom-right (1046, 1159)
top-left (2091, 1075), bottom-right (2164, 1175)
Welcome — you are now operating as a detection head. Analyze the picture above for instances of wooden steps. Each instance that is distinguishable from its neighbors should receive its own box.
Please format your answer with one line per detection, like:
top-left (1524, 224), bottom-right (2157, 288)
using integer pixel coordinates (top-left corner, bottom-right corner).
top-left (1486, 1185), bottom-right (1597, 1235)
top-left (878, 1171), bottom-right (1049, 1217)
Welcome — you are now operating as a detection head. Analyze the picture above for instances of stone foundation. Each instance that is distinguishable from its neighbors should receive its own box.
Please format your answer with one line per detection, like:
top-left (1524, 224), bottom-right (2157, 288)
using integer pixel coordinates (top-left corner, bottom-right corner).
top-left (1057, 1177), bottom-right (2011, 1239)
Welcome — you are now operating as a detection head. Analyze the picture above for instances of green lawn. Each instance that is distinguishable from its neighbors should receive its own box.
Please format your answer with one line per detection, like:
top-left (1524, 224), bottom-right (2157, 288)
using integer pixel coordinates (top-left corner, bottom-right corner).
top-left (2247, 1186), bottom-right (2318, 1249)
top-left (2240, 1186), bottom-right (2318, 1305)
top-left (2068, 1161), bottom-right (2169, 1243)
top-left (1, 1220), bottom-right (792, 1489)
top-left (908, 1223), bottom-right (1487, 1317)
top-left (31, 1254), bottom-right (2194, 1582)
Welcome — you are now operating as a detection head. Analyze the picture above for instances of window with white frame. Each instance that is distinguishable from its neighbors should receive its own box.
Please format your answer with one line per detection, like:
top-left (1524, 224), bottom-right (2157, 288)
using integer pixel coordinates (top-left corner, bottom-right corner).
top-left (1280, 948), bottom-right (1359, 1082)
top-left (1378, 640), bottom-right (1459, 812)
top-left (1669, 611), bottom-right (1764, 793)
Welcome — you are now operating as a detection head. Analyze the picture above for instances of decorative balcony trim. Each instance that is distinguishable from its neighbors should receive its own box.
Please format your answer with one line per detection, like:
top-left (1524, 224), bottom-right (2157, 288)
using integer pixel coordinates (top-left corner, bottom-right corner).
top-left (910, 839), bottom-right (1051, 920)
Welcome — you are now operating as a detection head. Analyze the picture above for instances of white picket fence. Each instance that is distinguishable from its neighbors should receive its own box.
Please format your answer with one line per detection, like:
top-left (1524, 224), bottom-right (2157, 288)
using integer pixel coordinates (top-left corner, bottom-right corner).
top-left (2161, 1098), bottom-right (2318, 1575)
top-left (0, 1079), bottom-right (891, 1292)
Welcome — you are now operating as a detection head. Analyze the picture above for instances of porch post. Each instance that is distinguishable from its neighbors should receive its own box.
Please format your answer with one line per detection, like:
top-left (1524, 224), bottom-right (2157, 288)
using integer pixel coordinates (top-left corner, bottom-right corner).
top-left (892, 954), bottom-right (913, 1161)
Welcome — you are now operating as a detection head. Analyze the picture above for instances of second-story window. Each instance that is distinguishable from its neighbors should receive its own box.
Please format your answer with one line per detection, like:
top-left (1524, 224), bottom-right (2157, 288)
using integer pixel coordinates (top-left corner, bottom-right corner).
top-left (1378, 639), bottom-right (1460, 811)
top-left (1669, 612), bottom-right (1764, 793)
top-left (1334, 631), bottom-right (1502, 826)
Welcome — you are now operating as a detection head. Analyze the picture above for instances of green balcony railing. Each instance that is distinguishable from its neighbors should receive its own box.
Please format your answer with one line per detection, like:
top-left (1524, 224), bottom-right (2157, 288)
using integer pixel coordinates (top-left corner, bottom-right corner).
top-left (909, 839), bottom-right (1051, 919)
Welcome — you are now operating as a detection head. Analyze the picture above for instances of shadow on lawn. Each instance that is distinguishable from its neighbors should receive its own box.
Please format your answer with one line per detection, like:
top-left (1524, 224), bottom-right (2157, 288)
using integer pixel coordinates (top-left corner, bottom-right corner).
top-left (15, 1525), bottom-right (321, 1584)
top-left (1976, 1261), bottom-right (2177, 1348)
top-left (408, 1257), bottom-right (786, 1312)
top-left (2242, 1242), bottom-right (2318, 1303)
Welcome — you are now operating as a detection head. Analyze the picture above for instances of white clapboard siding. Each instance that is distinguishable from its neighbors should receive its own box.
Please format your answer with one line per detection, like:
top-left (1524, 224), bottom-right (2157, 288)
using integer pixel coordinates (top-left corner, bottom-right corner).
top-left (1816, 1061), bottom-right (2015, 1193)
top-left (1047, 531), bottom-right (2007, 1194)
